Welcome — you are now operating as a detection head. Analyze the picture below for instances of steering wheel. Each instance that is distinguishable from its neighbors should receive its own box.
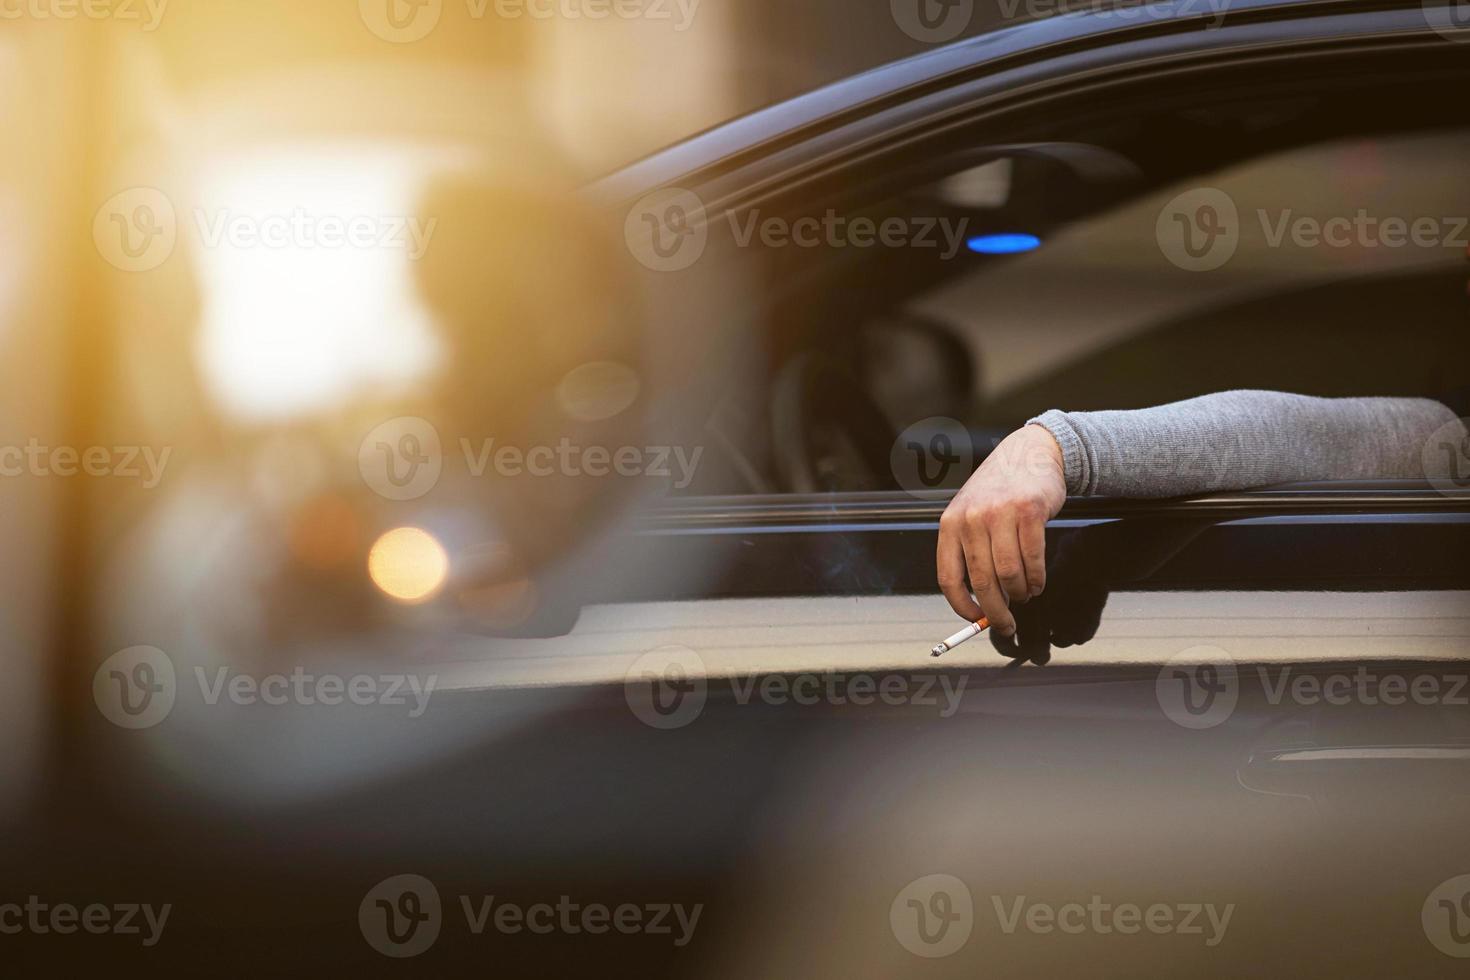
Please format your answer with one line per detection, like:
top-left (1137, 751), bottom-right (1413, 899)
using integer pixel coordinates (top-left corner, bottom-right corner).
top-left (770, 354), bottom-right (899, 493)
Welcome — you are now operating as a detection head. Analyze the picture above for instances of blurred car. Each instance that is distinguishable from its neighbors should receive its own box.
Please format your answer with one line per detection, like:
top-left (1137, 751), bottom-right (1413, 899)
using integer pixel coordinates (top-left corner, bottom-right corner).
top-left (17, 0), bottom-right (1470, 976)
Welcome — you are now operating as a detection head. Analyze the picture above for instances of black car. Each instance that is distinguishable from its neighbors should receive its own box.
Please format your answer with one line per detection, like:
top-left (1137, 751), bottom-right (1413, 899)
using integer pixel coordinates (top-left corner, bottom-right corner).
top-left (17, 0), bottom-right (1470, 975)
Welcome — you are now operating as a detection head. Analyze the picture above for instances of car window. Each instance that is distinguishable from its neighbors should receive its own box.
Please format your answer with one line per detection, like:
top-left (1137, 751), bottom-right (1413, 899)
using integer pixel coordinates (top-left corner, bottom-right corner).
top-left (907, 128), bottom-right (1470, 430)
top-left (664, 120), bottom-right (1470, 497)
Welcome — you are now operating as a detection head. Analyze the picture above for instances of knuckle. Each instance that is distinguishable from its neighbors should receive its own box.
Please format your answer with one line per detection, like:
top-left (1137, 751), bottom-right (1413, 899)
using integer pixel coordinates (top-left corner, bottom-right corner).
top-left (993, 559), bottom-right (1021, 580)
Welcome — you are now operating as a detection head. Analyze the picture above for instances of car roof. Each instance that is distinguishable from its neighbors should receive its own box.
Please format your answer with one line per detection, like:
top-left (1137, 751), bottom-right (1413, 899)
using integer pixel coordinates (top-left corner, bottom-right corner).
top-left (592, 0), bottom-right (1396, 201)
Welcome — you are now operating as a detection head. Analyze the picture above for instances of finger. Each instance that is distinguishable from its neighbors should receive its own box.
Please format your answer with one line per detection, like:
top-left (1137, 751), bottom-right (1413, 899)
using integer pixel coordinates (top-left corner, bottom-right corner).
top-left (937, 521), bottom-right (984, 621)
top-left (961, 523), bottom-right (1015, 635)
top-left (1018, 507), bottom-right (1047, 598)
top-left (989, 517), bottom-right (1030, 607)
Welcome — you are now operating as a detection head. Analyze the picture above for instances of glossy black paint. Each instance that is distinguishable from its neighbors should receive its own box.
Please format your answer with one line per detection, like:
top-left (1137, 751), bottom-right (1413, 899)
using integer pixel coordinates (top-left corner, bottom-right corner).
top-left (599, 486), bottom-right (1470, 603)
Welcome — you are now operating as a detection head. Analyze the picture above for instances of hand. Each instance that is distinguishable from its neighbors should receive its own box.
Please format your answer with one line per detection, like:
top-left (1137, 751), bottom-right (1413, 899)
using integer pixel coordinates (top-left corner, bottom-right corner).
top-left (937, 424), bottom-right (1067, 635)
top-left (990, 516), bottom-right (1213, 663)
top-left (990, 529), bottom-right (1111, 665)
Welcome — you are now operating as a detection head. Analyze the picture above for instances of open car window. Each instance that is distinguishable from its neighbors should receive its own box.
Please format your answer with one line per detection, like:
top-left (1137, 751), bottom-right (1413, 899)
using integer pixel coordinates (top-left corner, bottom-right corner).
top-left (656, 118), bottom-right (1470, 499)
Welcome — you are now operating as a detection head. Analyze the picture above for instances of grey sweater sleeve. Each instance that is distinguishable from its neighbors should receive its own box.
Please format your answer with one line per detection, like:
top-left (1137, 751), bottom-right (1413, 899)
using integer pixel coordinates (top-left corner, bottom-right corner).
top-left (1029, 390), bottom-right (1464, 498)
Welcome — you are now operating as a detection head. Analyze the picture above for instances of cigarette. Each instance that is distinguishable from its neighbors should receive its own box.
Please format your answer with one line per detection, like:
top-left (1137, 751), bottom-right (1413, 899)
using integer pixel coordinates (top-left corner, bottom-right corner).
top-left (931, 618), bottom-right (990, 657)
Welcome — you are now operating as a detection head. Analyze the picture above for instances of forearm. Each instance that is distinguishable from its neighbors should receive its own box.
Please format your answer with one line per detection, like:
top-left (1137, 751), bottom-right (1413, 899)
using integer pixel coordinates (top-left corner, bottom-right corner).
top-left (1030, 390), bottom-right (1462, 498)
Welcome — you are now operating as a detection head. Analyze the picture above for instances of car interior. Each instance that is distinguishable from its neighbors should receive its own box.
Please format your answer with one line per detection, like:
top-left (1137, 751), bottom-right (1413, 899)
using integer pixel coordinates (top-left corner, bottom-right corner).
top-left (659, 65), bottom-right (1470, 498)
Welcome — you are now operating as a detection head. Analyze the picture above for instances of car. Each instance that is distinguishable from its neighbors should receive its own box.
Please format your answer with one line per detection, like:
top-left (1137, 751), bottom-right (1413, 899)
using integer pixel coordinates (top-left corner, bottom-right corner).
top-left (26, 0), bottom-right (1470, 974)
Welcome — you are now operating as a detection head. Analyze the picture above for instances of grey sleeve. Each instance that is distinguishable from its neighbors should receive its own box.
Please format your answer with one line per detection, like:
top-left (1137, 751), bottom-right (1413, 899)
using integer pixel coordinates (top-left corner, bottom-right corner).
top-left (1029, 390), bottom-right (1465, 498)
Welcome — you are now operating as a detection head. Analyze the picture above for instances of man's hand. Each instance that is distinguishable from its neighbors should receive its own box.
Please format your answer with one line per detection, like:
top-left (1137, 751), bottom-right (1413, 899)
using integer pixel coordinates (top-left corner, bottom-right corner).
top-left (937, 424), bottom-right (1067, 635)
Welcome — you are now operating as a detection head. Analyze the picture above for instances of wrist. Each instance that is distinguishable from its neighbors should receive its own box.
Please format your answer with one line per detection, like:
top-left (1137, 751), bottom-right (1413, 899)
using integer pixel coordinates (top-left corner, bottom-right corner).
top-left (1026, 411), bottom-right (1087, 495)
top-left (1018, 423), bottom-right (1064, 480)
top-left (1023, 422), bottom-right (1063, 464)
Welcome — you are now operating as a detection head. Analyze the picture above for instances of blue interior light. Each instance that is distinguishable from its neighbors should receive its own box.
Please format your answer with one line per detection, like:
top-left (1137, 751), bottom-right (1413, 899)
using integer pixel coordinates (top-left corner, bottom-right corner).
top-left (966, 233), bottom-right (1042, 255)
